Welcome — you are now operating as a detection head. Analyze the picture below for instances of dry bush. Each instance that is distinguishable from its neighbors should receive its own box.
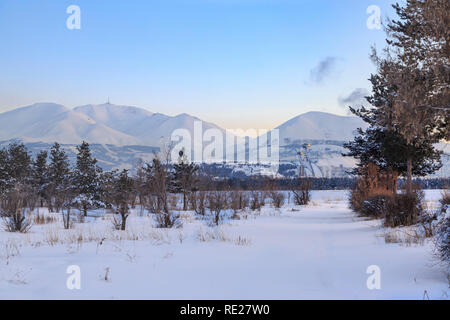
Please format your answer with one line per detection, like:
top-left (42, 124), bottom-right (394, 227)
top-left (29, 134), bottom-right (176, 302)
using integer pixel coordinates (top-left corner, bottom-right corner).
top-left (349, 163), bottom-right (397, 214)
top-left (154, 211), bottom-right (182, 229)
top-left (196, 228), bottom-right (251, 246)
top-left (292, 179), bottom-right (312, 206)
top-left (235, 236), bottom-right (252, 246)
top-left (33, 212), bottom-right (57, 225)
top-left (0, 186), bottom-right (32, 233)
top-left (269, 191), bottom-right (285, 209)
top-left (229, 190), bottom-right (248, 213)
top-left (207, 191), bottom-right (228, 225)
top-left (250, 191), bottom-right (264, 211)
top-left (383, 189), bottom-right (424, 227)
top-left (383, 229), bottom-right (425, 246)
top-left (190, 191), bottom-right (207, 216)
top-left (168, 194), bottom-right (179, 210)
top-left (145, 195), bottom-right (159, 214)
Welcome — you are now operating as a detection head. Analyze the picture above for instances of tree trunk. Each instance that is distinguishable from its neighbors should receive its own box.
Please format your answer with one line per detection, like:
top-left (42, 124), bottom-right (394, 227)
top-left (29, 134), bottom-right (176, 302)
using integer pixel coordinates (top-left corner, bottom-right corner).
top-left (83, 202), bottom-right (88, 217)
top-left (406, 157), bottom-right (413, 194)
top-left (183, 192), bottom-right (187, 211)
top-left (121, 214), bottom-right (127, 231)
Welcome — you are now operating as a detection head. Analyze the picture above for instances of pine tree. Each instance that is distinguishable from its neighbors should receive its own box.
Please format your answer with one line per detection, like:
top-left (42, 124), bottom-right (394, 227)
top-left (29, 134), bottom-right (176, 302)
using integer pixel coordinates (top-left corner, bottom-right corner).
top-left (73, 141), bottom-right (102, 216)
top-left (0, 148), bottom-right (10, 195)
top-left (31, 150), bottom-right (49, 207)
top-left (344, 63), bottom-right (443, 189)
top-left (48, 142), bottom-right (70, 212)
top-left (7, 142), bottom-right (31, 185)
top-left (371, 0), bottom-right (449, 192)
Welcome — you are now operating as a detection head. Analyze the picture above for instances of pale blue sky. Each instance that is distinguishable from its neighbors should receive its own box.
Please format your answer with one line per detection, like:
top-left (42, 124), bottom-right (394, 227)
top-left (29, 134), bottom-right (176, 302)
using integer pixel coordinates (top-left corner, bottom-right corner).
top-left (0, 0), bottom-right (395, 129)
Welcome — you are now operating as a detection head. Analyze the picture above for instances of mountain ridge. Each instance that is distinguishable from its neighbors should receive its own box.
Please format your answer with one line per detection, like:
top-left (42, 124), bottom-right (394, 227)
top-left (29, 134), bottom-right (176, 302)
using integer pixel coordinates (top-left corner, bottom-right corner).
top-left (0, 102), bottom-right (366, 146)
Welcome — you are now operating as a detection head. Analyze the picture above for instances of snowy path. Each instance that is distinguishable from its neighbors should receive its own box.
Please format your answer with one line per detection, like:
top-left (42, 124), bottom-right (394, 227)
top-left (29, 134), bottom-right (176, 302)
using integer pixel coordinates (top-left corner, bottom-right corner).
top-left (0, 191), bottom-right (448, 299)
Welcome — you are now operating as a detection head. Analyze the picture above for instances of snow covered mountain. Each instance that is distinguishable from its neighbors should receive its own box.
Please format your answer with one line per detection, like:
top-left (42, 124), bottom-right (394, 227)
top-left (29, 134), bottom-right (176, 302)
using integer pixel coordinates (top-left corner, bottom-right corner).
top-left (74, 103), bottom-right (224, 146)
top-left (0, 103), bottom-right (223, 147)
top-left (0, 103), bottom-right (140, 145)
top-left (276, 111), bottom-right (368, 144)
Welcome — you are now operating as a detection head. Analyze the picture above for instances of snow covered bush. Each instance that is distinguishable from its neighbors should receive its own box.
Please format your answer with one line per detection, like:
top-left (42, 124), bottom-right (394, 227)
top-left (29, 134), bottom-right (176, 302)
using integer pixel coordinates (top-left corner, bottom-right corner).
top-left (358, 195), bottom-right (388, 219)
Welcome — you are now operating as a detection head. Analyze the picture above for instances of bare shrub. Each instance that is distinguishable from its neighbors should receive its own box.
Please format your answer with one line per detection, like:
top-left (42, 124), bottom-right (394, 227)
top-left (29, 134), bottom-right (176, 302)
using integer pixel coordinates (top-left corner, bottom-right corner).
top-left (383, 229), bottom-right (425, 246)
top-left (168, 194), bottom-right (179, 211)
top-left (292, 179), bottom-right (312, 206)
top-left (154, 211), bottom-right (182, 229)
top-left (145, 195), bottom-right (159, 214)
top-left (0, 185), bottom-right (32, 233)
top-left (191, 191), bottom-right (207, 216)
top-left (250, 191), bottom-right (263, 211)
top-left (383, 189), bottom-right (424, 227)
top-left (269, 191), bottom-right (285, 209)
top-left (207, 191), bottom-right (228, 225)
top-left (229, 190), bottom-right (248, 213)
top-left (33, 212), bottom-right (57, 225)
top-left (349, 163), bottom-right (397, 214)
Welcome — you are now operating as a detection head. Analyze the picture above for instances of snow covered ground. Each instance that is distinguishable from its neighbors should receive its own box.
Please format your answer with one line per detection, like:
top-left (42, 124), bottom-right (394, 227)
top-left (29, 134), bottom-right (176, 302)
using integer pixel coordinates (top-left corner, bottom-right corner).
top-left (0, 190), bottom-right (448, 300)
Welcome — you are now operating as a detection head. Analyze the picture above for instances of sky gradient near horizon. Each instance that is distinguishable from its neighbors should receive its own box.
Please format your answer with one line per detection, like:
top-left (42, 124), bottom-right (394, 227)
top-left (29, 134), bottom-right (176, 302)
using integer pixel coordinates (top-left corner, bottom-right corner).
top-left (0, 0), bottom-right (396, 130)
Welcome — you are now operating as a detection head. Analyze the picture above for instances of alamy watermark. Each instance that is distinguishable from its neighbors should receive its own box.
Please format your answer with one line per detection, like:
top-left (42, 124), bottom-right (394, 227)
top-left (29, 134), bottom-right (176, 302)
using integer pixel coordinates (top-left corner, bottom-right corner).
top-left (66, 5), bottom-right (81, 30)
top-left (366, 5), bottom-right (381, 30)
top-left (66, 265), bottom-right (81, 290)
top-left (366, 265), bottom-right (381, 290)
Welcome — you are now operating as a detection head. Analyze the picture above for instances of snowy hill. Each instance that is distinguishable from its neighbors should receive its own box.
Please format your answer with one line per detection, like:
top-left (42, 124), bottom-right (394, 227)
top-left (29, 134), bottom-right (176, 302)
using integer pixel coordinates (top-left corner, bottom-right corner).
top-left (276, 111), bottom-right (368, 143)
top-left (74, 103), bottom-right (225, 146)
top-left (0, 103), bottom-right (223, 147)
top-left (0, 103), bottom-right (140, 145)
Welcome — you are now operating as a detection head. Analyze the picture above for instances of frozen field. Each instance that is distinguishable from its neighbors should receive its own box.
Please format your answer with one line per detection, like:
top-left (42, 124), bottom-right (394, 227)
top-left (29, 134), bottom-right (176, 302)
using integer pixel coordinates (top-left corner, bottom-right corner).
top-left (0, 190), bottom-right (448, 300)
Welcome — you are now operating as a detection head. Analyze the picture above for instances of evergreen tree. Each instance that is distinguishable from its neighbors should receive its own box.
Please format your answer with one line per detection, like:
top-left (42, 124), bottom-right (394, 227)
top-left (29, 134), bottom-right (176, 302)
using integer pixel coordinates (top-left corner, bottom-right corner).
top-left (344, 126), bottom-right (442, 180)
top-left (73, 141), bottom-right (102, 216)
top-left (7, 142), bottom-right (31, 184)
top-left (369, 0), bottom-right (449, 192)
top-left (48, 142), bottom-right (70, 212)
top-left (31, 150), bottom-right (49, 207)
top-left (0, 148), bottom-right (10, 195)
top-left (0, 143), bottom-right (32, 196)
top-left (99, 169), bottom-right (118, 209)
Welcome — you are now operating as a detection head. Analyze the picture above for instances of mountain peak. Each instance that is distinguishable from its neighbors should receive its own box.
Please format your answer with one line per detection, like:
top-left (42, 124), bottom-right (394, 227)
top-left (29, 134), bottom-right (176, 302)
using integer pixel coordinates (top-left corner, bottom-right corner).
top-left (276, 111), bottom-right (367, 143)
